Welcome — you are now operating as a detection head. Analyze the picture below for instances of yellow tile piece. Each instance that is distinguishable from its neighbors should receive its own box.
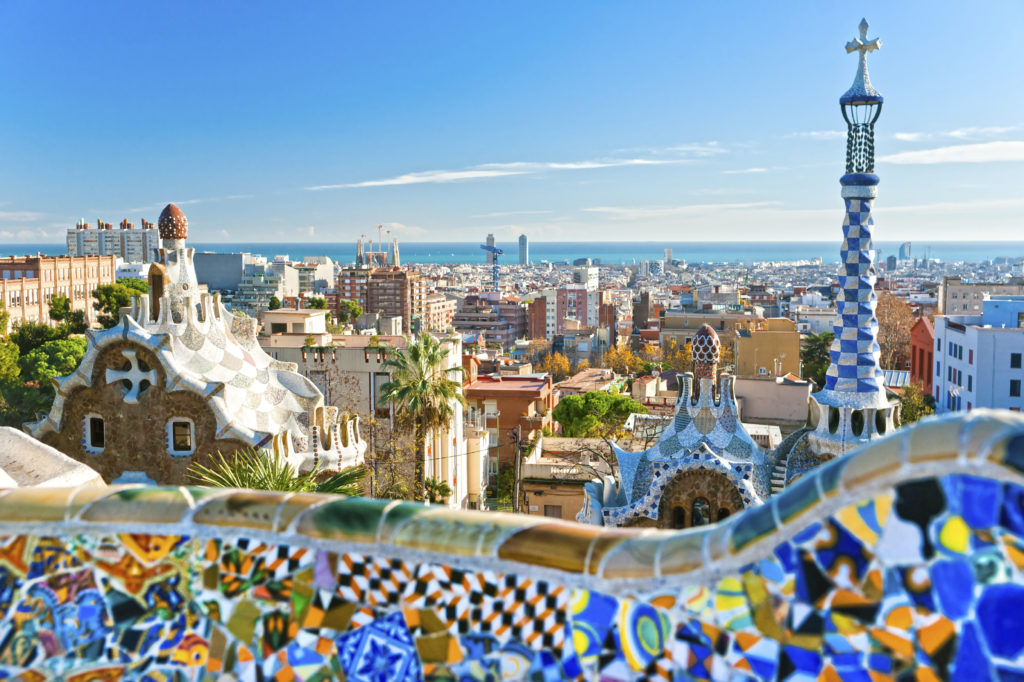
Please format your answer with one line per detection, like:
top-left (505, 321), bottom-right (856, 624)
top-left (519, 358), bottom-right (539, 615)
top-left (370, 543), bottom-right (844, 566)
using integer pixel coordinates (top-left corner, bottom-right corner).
top-left (938, 516), bottom-right (969, 554)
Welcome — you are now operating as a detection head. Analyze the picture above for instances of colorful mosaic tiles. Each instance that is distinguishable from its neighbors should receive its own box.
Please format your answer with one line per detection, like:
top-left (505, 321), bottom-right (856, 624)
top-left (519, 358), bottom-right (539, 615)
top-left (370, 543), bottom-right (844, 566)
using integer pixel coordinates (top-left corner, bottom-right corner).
top-left (0, 413), bottom-right (1021, 679)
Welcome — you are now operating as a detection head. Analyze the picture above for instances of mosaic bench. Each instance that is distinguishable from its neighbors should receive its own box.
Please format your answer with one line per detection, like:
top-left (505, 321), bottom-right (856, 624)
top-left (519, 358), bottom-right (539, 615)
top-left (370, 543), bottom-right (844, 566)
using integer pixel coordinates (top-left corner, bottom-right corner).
top-left (0, 410), bottom-right (1022, 680)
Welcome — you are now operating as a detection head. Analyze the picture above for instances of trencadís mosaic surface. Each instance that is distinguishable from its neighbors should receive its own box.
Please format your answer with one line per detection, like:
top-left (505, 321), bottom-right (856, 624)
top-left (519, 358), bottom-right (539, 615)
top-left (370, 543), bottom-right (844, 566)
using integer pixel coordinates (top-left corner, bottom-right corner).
top-left (0, 411), bottom-right (1023, 680)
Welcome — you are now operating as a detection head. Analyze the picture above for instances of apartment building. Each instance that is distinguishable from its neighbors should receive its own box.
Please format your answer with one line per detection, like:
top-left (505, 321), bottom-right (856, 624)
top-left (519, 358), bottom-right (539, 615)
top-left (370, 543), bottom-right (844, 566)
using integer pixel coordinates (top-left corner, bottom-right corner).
top-left (0, 254), bottom-right (116, 330)
top-left (733, 318), bottom-right (801, 378)
top-left (67, 219), bottom-right (161, 263)
top-left (933, 295), bottom-right (1024, 414)
top-left (338, 267), bottom-right (427, 333)
top-left (939, 275), bottom-right (1024, 314)
top-left (452, 293), bottom-right (527, 347)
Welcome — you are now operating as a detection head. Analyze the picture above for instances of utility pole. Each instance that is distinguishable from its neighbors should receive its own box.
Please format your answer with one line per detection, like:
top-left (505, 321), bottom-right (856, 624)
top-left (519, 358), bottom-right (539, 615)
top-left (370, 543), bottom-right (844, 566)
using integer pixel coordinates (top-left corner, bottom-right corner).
top-left (511, 425), bottom-right (523, 513)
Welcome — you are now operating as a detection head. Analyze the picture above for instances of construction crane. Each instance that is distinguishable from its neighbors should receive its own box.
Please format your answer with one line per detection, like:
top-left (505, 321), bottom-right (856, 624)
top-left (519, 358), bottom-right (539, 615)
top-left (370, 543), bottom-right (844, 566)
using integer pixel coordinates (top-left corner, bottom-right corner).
top-left (480, 243), bottom-right (503, 292)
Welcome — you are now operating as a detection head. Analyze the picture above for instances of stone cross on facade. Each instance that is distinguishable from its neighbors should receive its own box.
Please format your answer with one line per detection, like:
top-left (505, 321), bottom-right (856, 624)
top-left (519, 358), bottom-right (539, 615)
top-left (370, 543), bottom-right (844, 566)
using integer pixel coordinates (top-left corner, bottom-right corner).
top-left (105, 349), bottom-right (157, 404)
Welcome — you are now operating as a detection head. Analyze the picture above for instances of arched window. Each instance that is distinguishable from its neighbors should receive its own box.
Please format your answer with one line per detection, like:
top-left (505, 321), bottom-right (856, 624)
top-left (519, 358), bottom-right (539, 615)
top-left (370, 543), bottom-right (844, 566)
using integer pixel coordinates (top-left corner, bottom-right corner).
top-left (671, 506), bottom-right (686, 529)
top-left (692, 498), bottom-right (711, 527)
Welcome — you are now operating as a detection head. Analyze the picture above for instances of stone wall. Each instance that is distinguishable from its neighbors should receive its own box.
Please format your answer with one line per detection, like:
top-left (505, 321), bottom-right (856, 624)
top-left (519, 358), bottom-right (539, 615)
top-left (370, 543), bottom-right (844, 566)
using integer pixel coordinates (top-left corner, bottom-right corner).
top-left (2, 411), bottom-right (1024, 679)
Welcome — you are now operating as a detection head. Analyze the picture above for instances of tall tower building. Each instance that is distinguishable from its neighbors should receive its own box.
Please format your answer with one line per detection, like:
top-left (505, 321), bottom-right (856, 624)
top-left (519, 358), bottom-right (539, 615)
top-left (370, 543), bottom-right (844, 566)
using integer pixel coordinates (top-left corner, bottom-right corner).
top-left (486, 234), bottom-right (496, 265)
top-left (519, 234), bottom-right (528, 265)
top-left (899, 241), bottom-right (911, 260)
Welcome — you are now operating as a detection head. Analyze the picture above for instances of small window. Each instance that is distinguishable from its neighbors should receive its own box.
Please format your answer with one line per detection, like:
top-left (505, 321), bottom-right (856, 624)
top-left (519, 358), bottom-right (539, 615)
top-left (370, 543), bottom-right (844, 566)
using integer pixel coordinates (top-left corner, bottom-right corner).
top-left (1012, 380), bottom-right (1022, 398)
top-left (167, 418), bottom-right (195, 456)
top-left (543, 505), bottom-right (562, 519)
top-left (937, 339), bottom-right (942, 351)
top-left (85, 415), bottom-right (105, 453)
top-left (1013, 353), bottom-right (1022, 369)
top-left (968, 376), bottom-right (973, 392)
top-left (851, 409), bottom-right (865, 437)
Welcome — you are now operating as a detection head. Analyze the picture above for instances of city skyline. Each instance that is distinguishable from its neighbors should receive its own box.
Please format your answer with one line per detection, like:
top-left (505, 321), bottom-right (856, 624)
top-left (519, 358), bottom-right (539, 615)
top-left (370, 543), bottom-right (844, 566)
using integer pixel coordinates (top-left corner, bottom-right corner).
top-left (1, 2), bottom-right (1022, 244)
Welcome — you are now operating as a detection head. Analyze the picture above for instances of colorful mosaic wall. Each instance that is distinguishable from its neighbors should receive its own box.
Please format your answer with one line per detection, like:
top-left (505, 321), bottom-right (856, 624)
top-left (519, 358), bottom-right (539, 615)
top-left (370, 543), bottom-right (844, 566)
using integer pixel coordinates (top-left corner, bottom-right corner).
top-left (0, 412), bottom-right (1023, 680)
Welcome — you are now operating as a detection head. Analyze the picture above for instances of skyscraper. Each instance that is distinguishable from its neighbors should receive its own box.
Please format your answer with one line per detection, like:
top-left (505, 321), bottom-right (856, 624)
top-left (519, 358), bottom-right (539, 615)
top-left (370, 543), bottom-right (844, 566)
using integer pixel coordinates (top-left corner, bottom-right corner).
top-left (519, 234), bottom-right (528, 265)
top-left (899, 241), bottom-right (911, 260)
top-left (485, 234), bottom-right (496, 265)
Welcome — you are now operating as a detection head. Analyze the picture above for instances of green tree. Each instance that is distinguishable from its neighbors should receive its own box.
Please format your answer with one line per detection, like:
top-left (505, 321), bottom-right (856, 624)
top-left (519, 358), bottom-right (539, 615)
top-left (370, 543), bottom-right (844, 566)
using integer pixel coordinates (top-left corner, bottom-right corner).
top-left (117, 277), bottom-right (149, 295)
top-left (338, 299), bottom-right (363, 324)
top-left (307, 297), bottom-right (327, 309)
top-left (801, 331), bottom-right (834, 390)
top-left (268, 296), bottom-right (282, 310)
top-left (552, 391), bottom-right (647, 438)
top-left (899, 382), bottom-right (935, 425)
top-left (48, 295), bottom-right (87, 335)
top-left (9, 322), bottom-right (65, 356)
top-left (19, 337), bottom-right (87, 387)
top-left (424, 477), bottom-right (453, 504)
top-left (379, 332), bottom-right (464, 500)
top-left (188, 447), bottom-right (367, 495)
top-left (92, 284), bottom-right (134, 328)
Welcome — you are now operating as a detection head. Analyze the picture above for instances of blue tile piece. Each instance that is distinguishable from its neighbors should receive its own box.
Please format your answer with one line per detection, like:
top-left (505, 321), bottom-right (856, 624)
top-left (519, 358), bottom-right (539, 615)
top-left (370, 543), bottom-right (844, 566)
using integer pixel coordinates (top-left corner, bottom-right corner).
top-left (977, 583), bottom-right (1024, 659)
top-left (931, 559), bottom-right (974, 620)
top-left (952, 621), bottom-right (988, 681)
top-left (946, 475), bottom-right (1002, 529)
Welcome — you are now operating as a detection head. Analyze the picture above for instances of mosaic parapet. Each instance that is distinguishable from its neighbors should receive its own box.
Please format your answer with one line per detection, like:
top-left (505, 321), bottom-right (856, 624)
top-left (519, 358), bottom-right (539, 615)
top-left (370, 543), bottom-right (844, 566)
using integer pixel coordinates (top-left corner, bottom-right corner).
top-left (2, 411), bottom-right (1023, 582)
top-left (2, 411), bottom-right (1024, 679)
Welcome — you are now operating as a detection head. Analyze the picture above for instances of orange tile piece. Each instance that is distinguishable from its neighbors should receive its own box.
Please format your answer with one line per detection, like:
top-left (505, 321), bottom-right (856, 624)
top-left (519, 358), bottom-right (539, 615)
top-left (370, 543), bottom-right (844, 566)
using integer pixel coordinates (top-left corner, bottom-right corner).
top-left (870, 628), bottom-right (914, 660)
top-left (917, 616), bottom-right (955, 654)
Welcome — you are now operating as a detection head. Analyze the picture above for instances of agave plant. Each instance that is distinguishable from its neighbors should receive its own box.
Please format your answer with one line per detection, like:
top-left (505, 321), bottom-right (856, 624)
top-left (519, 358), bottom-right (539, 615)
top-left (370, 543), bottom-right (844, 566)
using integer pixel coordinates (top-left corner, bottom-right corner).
top-left (187, 447), bottom-right (366, 495)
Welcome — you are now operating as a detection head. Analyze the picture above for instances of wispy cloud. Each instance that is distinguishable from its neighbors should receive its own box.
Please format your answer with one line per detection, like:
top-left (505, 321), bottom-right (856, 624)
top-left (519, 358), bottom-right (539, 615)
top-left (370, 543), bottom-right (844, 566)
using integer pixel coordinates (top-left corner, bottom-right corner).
top-left (306, 147), bottom-right (718, 191)
top-left (471, 210), bottom-right (553, 218)
top-left (893, 125), bottom-right (1018, 142)
top-left (786, 130), bottom-right (845, 140)
top-left (0, 211), bottom-right (44, 222)
top-left (722, 167), bottom-right (766, 175)
top-left (879, 141), bottom-right (1024, 164)
top-left (100, 194), bottom-right (255, 215)
top-left (878, 198), bottom-right (1024, 213)
top-left (584, 201), bottom-right (782, 220)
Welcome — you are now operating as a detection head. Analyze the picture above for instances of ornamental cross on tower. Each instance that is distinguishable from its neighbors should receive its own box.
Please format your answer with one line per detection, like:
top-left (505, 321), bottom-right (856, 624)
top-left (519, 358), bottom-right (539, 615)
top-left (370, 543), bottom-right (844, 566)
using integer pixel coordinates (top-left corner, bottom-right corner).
top-left (844, 18), bottom-right (881, 101)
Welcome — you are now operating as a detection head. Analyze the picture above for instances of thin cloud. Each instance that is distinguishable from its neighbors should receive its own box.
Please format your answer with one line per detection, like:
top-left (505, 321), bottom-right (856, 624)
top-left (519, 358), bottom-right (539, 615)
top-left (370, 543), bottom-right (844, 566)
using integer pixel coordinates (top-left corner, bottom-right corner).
top-left (786, 130), bottom-right (845, 140)
top-left (892, 126), bottom-right (1018, 142)
top-left (306, 149), bottom-right (714, 191)
top-left (584, 201), bottom-right (783, 220)
top-left (723, 167), bottom-right (767, 175)
top-left (0, 211), bottom-right (44, 222)
top-left (471, 210), bottom-right (553, 218)
top-left (879, 141), bottom-right (1024, 164)
top-left (878, 198), bottom-right (1024, 213)
top-left (105, 194), bottom-right (254, 215)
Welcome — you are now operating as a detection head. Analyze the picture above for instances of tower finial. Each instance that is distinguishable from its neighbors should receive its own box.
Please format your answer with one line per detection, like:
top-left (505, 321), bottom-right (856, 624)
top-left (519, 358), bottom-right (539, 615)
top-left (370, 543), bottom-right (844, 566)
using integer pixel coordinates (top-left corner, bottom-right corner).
top-left (840, 18), bottom-right (883, 174)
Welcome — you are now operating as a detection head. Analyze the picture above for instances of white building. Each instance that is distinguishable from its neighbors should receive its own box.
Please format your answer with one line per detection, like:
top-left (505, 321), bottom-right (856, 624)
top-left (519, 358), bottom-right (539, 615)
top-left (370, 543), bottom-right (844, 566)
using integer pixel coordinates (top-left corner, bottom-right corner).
top-left (933, 295), bottom-right (1024, 414)
top-left (67, 219), bottom-right (161, 263)
top-left (572, 266), bottom-right (599, 291)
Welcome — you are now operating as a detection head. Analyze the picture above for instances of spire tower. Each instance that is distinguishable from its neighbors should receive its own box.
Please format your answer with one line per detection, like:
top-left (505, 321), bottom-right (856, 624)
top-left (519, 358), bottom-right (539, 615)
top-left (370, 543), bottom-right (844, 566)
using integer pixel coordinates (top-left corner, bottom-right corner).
top-left (807, 19), bottom-right (899, 456)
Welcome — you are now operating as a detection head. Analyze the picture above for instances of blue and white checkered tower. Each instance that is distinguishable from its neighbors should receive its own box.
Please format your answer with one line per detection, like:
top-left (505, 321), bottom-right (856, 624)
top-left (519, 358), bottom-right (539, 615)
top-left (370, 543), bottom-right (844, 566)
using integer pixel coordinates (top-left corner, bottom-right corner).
top-left (807, 19), bottom-right (899, 456)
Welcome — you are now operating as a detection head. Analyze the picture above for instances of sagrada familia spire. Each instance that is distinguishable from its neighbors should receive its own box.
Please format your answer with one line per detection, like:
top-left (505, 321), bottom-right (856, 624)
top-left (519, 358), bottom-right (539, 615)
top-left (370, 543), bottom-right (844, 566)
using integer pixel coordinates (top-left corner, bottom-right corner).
top-left (807, 18), bottom-right (900, 456)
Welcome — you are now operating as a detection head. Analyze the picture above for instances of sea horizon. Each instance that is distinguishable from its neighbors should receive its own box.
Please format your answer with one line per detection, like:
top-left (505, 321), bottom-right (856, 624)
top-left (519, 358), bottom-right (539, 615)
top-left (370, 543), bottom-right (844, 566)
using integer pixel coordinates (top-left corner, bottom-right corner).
top-left (3, 240), bottom-right (1024, 266)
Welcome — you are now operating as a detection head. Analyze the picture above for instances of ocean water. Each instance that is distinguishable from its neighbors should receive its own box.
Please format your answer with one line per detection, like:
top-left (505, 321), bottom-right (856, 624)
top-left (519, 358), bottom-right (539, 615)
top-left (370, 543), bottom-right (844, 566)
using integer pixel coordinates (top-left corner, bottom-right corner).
top-left (3, 241), bottom-right (1024, 266)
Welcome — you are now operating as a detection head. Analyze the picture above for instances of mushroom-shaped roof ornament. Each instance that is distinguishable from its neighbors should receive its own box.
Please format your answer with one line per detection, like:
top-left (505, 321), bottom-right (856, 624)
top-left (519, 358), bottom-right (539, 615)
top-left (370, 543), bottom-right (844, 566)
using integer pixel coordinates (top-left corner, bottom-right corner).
top-left (158, 203), bottom-right (188, 241)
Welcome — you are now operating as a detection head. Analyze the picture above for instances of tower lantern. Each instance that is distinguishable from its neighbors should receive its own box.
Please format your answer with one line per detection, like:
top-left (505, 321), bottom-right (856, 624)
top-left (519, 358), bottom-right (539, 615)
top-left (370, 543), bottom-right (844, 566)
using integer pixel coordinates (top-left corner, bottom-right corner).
top-left (840, 18), bottom-right (883, 174)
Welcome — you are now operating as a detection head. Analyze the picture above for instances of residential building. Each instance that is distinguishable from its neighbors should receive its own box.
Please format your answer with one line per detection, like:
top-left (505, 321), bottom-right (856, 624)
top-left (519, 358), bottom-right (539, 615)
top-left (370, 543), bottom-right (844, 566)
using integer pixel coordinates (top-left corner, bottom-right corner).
top-left (462, 365), bottom-right (555, 482)
top-left (659, 309), bottom-right (763, 349)
top-left (0, 254), bottom-right (117, 330)
top-left (572, 266), bottom-right (599, 291)
top-left (67, 219), bottom-right (161, 263)
top-left (452, 293), bottom-right (527, 347)
top-left (422, 293), bottom-right (456, 332)
top-left (733, 317), bottom-right (801, 378)
top-left (909, 316), bottom-right (935, 395)
top-left (939, 275), bottom-right (1024, 314)
top-left (734, 374), bottom-right (812, 435)
top-left (338, 266), bottom-right (426, 333)
top-left (521, 438), bottom-right (613, 521)
top-left (526, 296), bottom-right (547, 340)
top-left (193, 252), bottom-right (250, 292)
top-left (554, 368), bottom-right (621, 396)
top-left (933, 295), bottom-right (1024, 414)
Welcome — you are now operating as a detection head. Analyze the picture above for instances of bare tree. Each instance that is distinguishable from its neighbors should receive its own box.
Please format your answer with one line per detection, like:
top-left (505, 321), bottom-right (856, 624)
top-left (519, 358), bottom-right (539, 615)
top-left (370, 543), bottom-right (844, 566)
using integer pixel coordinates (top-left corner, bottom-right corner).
top-left (876, 292), bottom-right (914, 370)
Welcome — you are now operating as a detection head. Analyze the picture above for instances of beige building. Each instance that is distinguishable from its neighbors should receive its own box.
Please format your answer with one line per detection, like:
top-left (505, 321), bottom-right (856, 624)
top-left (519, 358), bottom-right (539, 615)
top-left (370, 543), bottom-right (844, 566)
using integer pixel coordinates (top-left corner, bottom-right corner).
top-left (734, 374), bottom-right (813, 435)
top-left (659, 309), bottom-right (763, 349)
top-left (260, 324), bottom-right (478, 509)
top-left (0, 254), bottom-right (117, 331)
top-left (733, 317), bottom-right (801, 378)
top-left (939, 275), bottom-right (1024, 314)
top-left (423, 293), bottom-right (456, 333)
top-left (522, 437), bottom-right (613, 521)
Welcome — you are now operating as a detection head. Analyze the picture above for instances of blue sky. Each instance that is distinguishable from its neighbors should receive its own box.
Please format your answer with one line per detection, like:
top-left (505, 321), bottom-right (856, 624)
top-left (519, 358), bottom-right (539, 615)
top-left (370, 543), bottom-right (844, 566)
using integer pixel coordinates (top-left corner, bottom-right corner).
top-left (1, 1), bottom-right (1022, 244)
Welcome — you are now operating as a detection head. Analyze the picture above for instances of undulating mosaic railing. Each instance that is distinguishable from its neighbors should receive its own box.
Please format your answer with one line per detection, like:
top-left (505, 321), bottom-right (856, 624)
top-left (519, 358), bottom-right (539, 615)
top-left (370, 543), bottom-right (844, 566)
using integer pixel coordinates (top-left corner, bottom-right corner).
top-left (1, 411), bottom-right (1023, 680)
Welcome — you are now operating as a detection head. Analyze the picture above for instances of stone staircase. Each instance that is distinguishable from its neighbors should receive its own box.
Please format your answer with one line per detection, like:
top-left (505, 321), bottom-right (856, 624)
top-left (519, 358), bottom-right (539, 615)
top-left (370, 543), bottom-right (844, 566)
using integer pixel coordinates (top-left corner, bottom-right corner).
top-left (770, 452), bottom-right (789, 494)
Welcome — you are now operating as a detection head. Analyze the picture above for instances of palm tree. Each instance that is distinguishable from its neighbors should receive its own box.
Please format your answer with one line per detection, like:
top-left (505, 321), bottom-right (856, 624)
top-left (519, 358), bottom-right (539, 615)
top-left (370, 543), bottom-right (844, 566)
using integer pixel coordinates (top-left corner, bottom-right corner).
top-left (379, 332), bottom-right (464, 500)
top-left (188, 448), bottom-right (366, 495)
